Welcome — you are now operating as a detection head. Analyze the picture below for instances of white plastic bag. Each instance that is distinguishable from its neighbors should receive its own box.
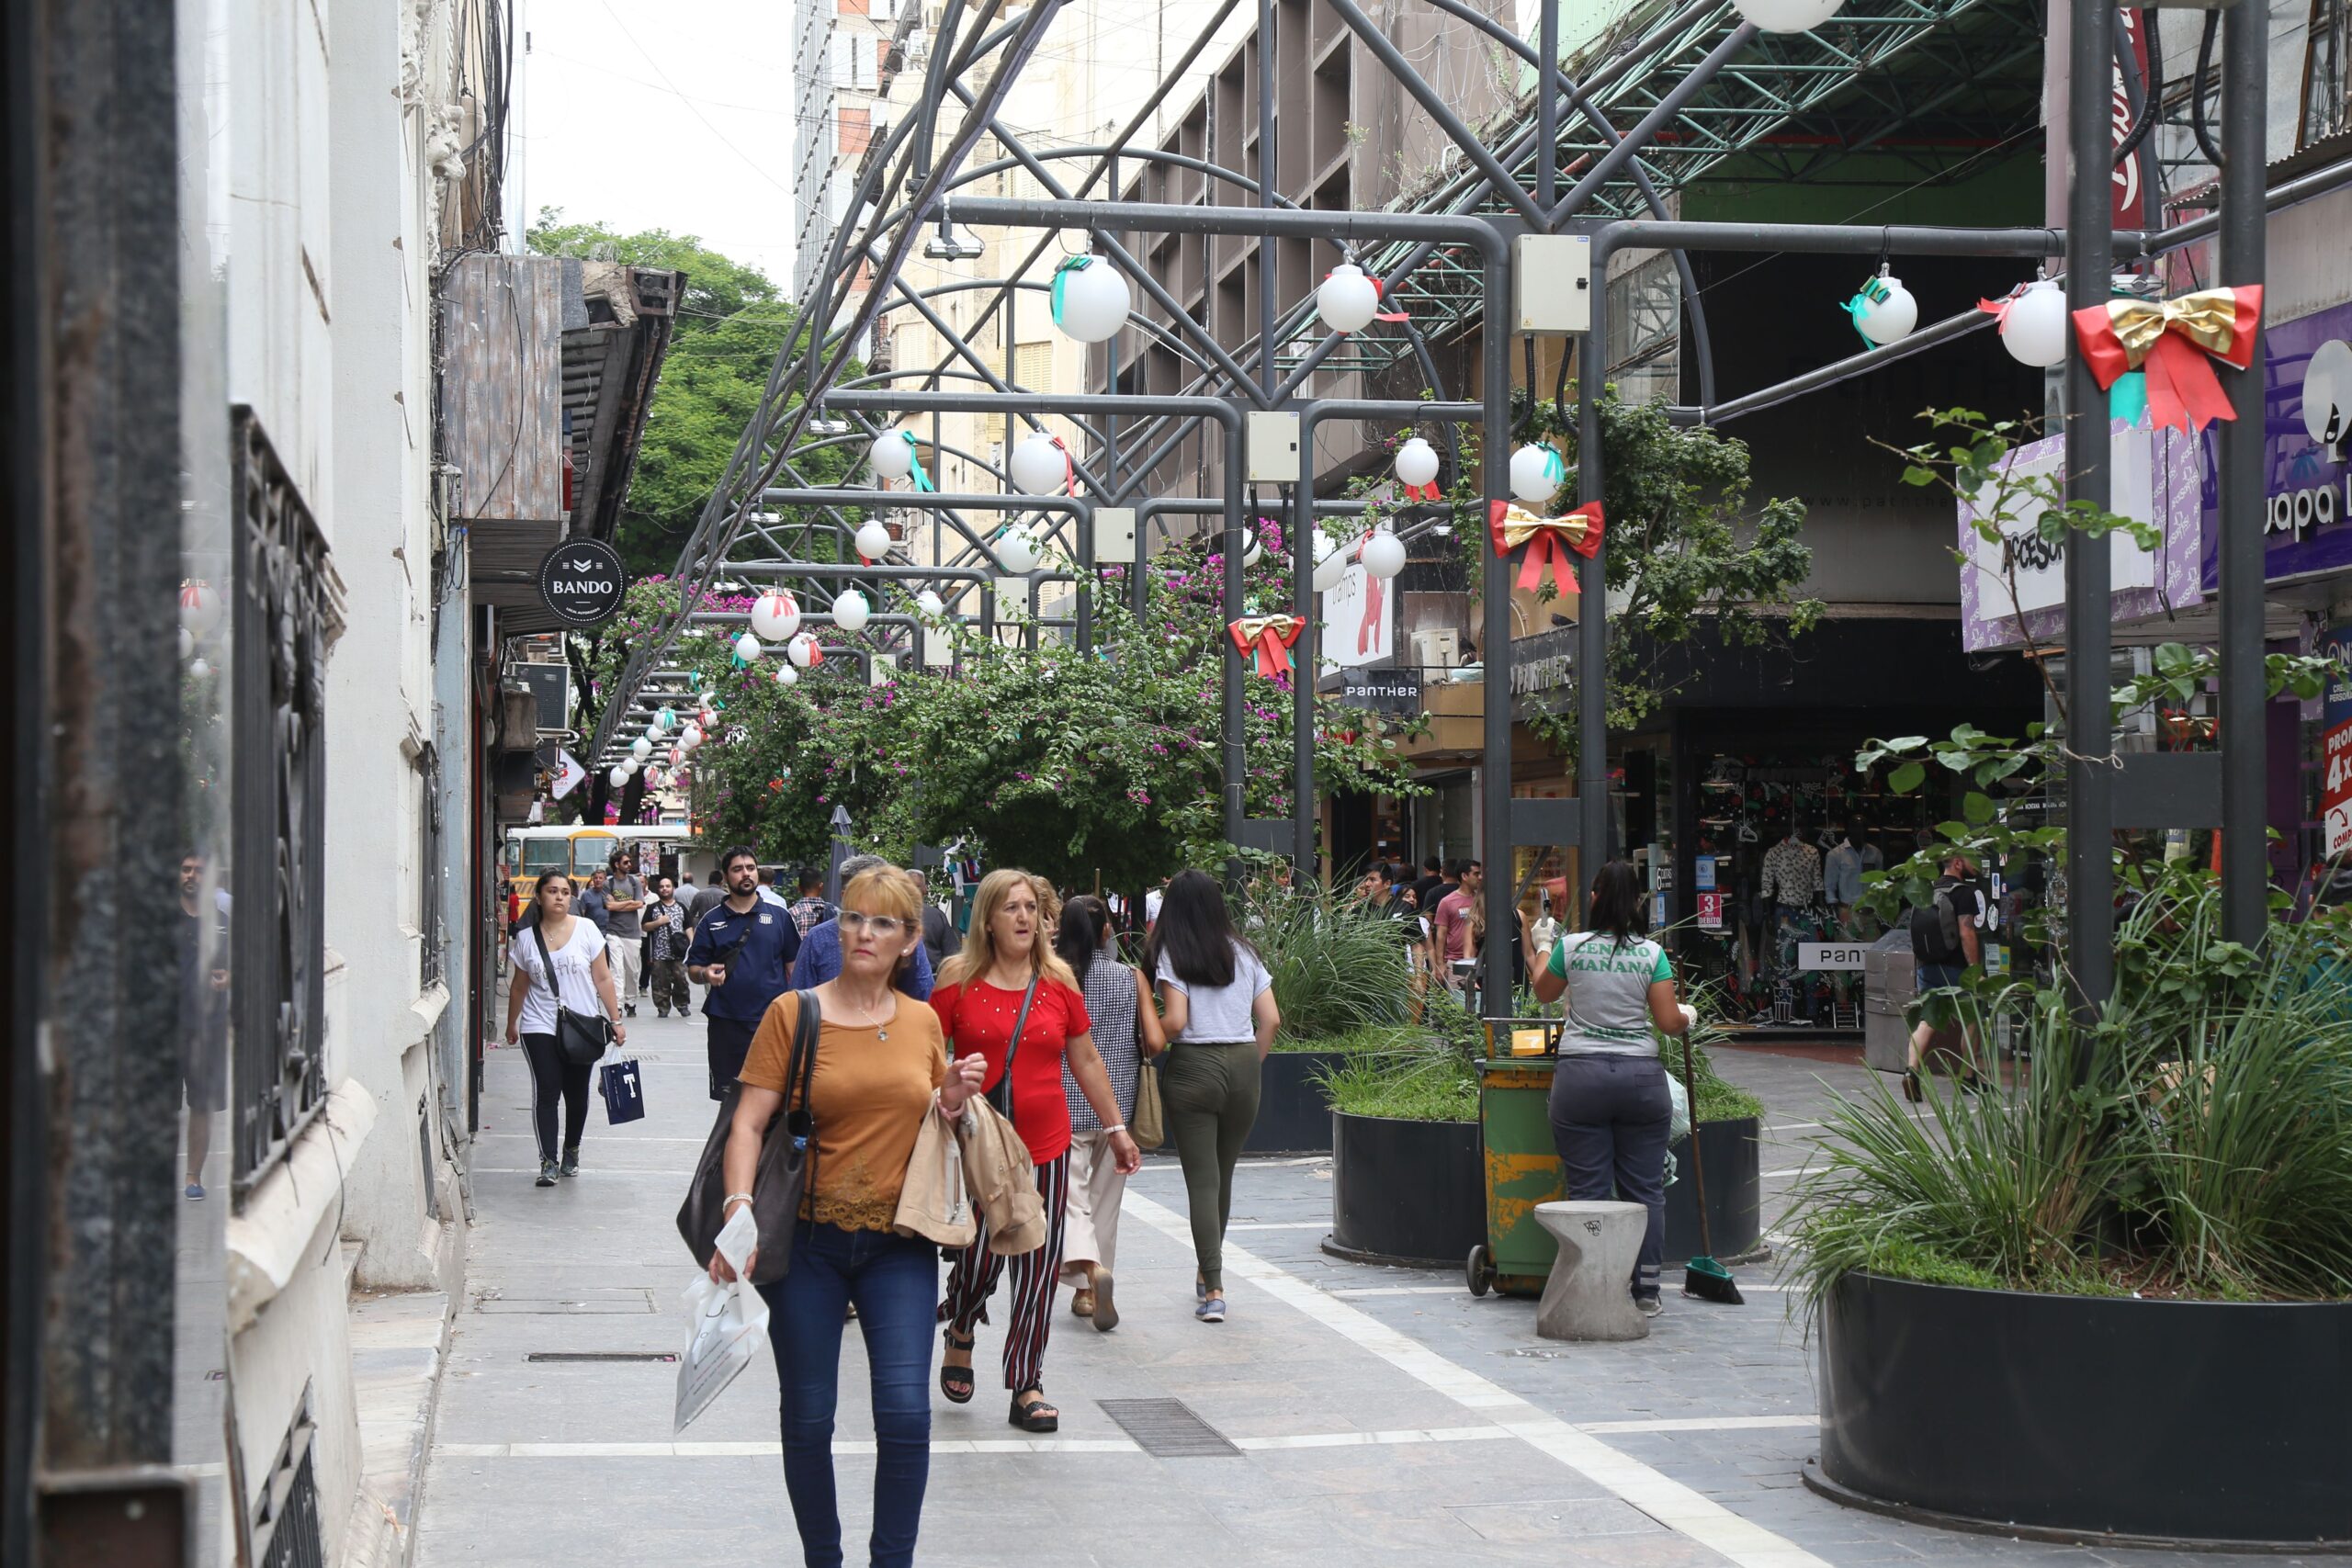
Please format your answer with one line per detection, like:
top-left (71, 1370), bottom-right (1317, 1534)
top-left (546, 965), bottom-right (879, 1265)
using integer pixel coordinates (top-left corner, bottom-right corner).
top-left (673, 1206), bottom-right (767, 1433)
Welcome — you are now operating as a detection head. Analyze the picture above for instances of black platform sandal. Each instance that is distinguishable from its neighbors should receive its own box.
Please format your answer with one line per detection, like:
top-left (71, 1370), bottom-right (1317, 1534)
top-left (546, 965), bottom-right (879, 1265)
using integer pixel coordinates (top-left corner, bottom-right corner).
top-left (1008, 1385), bottom-right (1059, 1433)
top-left (939, 1330), bottom-right (976, 1404)
top-left (1902, 1069), bottom-right (1923, 1103)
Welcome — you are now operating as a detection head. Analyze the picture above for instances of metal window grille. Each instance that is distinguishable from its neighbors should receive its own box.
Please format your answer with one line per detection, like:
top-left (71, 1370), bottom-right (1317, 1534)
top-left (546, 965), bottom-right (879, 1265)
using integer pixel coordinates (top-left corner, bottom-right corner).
top-left (252, 1393), bottom-right (325, 1568)
top-left (230, 407), bottom-right (336, 1195)
top-left (420, 742), bottom-right (445, 989)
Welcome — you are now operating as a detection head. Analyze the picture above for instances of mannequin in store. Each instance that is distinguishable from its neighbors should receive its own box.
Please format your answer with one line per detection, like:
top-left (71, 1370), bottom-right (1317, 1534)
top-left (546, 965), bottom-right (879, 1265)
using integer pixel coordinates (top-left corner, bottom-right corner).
top-left (1822, 824), bottom-right (1883, 1018)
top-left (1758, 820), bottom-right (1825, 1022)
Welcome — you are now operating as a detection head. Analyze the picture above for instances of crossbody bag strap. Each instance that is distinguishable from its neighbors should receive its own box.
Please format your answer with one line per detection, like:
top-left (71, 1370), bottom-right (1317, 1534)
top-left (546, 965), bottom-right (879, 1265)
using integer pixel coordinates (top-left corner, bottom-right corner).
top-left (989, 973), bottom-right (1043, 1112)
top-left (530, 922), bottom-right (562, 1004)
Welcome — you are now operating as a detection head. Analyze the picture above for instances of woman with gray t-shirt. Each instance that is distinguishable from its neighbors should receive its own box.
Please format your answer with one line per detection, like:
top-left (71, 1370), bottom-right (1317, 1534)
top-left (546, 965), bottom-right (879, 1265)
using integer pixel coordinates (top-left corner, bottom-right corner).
top-left (1147, 870), bottom-right (1280, 1324)
top-left (1532, 860), bottom-right (1695, 1315)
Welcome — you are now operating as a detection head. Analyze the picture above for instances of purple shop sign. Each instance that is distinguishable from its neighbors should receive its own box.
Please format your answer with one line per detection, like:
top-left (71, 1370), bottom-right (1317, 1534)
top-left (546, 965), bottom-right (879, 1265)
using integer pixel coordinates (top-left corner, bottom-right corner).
top-left (2196, 297), bottom-right (2352, 590)
top-left (1958, 418), bottom-right (2206, 653)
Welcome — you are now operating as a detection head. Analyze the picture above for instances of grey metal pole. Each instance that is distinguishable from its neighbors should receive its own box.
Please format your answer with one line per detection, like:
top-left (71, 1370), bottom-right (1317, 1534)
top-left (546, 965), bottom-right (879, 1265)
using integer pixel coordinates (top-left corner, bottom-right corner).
top-left (1257, 0), bottom-right (1277, 392)
top-left (1548, 22), bottom-right (1759, 225)
top-left (1536, 0), bottom-right (1558, 212)
top-left (2218, 0), bottom-right (2268, 942)
top-left (2063, 0), bottom-right (2114, 1007)
top-left (1293, 450), bottom-right (1316, 881)
top-left (1482, 250), bottom-right (1517, 1016)
top-left (1225, 410), bottom-right (1249, 877)
top-left (1577, 325), bottom-right (1609, 891)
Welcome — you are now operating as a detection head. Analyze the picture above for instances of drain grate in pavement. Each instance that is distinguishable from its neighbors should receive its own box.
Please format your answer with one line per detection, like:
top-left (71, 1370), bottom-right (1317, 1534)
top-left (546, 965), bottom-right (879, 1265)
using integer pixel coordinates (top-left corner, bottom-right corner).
top-left (526, 1351), bottom-right (678, 1363)
top-left (1096, 1398), bottom-right (1242, 1458)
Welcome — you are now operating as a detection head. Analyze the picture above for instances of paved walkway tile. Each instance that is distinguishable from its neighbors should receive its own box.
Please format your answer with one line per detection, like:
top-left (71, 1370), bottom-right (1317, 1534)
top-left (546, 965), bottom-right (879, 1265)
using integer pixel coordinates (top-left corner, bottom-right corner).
top-left (413, 1014), bottom-right (2350, 1567)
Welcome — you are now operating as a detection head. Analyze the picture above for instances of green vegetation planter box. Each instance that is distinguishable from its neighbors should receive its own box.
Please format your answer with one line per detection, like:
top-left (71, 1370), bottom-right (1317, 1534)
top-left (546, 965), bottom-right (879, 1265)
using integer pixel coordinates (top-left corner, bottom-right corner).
top-left (1812, 1271), bottom-right (2352, 1547)
top-left (1327, 1111), bottom-right (1484, 1267)
top-left (1243, 1050), bottom-right (1341, 1154)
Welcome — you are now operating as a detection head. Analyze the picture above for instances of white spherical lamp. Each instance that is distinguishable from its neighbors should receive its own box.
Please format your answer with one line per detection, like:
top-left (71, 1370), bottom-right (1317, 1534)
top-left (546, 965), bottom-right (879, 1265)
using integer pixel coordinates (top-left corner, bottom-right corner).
top-left (995, 525), bottom-right (1042, 575)
top-left (787, 632), bottom-right (820, 669)
top-left (1734, 0), bottom-right (1845, 32)
top-left (1361, 529), bottom-right (1407, 581)
top-left (854, 520), bottom-right (893, 561)
top-left (187, 657), bottom-right (213, 679)
top-left (669, 745), bottom-right (685, 767)
top-left (732, 631), bottom-right (764, 663)
top-left (1998, 279), bottom-right (2071, 369)
top-left (1317, 263), bottom-right (1381, 333)
top-left (1312, 532), bottom-right (1348, 592)
top-left (630, 736), bottom-right (652, 761)
top-left (1851, 272), bottom-right (1918, 345)
top-left (680, 722), bottom-right (704, 750)
top-left (178, 581), bottom-right (223, 639)
top-left (178, 626), bottom-right (195, 660)
top-left (1395, 436), bottom-right (1441, 491)
top-left (868, 429), bottom-right (916, 479)
top-left (915, 589), bottom-right (944, 619)
top-left (774, 662), bottom-right (799, 688)
top-left (1051, 254), bottom-right (1130, 344)
top-left (1240, 530), bottom-right (1263, 568)
top-left (1009, 432), bottom-right (1069, 495)
top-left (608, 764), bottom-right (631, 788)
top-left (749, 591), bottom-right (800, 642)
top-left (654, 706), bottom-right (676, 732)
top-left (832, 589), bottom-right (870, 634)
top-left (1510, 444), bottom-right (1566, 504)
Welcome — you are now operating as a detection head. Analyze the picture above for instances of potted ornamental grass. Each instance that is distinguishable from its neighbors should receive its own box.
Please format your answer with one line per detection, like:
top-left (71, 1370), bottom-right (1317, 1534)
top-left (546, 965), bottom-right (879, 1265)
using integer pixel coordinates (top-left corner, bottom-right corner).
top-left (1237, 881), bottom-right (1419, 1153)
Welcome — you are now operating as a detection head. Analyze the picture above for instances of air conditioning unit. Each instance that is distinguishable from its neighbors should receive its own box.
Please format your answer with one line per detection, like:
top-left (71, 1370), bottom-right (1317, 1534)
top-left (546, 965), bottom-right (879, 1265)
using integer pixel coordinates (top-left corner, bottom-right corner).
top-left (1413, 629), bottom-right (1461, 670)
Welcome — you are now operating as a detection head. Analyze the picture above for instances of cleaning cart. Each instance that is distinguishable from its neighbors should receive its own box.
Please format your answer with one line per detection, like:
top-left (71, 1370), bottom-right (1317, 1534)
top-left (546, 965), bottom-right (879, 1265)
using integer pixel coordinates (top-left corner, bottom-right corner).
top-left (1466, 1017), bottom-right (1566, 1298)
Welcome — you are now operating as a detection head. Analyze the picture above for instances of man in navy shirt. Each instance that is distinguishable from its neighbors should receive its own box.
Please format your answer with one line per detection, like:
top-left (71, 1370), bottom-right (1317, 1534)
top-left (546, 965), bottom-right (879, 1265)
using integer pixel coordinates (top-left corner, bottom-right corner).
top-left (685, 845), bottom-right (802, 1100)
top-left (791, 853), bottom-right (935, 999)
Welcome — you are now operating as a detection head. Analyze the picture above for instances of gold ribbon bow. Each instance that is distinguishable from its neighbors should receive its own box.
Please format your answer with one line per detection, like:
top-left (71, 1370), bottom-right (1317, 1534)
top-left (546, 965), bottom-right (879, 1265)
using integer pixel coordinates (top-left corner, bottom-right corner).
top-left (1228, 614), bottom-right (1305, 678)
top-left (1487, 500), bottom-right (1604, 594)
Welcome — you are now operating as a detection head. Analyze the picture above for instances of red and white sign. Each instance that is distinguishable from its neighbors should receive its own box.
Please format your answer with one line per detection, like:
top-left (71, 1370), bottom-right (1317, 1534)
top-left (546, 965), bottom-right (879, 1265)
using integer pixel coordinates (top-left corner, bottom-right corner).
top-left (1697, 891), bottom-right (1725, 930)
top-left (2111, 9), bottom-right (2149, 231)
top-left (2324, 721), bottom-right (2352, 856)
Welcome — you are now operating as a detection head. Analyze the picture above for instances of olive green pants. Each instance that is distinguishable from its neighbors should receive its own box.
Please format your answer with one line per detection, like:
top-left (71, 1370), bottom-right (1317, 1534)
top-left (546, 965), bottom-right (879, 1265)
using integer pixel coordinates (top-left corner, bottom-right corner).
top-left (1160, 1041), bottom-right (1261, 1292)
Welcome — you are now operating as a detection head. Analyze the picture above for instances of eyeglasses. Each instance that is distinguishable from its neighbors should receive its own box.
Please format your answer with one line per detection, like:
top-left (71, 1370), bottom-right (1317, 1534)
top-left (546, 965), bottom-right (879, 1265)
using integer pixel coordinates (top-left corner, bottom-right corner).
top-left (838, 911), bottom-right (910, 939)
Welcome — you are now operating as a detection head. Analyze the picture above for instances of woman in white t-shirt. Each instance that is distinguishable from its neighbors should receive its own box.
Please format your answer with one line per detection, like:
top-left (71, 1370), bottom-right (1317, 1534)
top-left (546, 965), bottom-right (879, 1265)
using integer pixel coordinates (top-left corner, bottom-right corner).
top-left (1147, 870), bottom-right (1280, 1324)
top-left (503, 873), bottom-right (626, 1187)
top-left (1532, 860), bottom-right (1694, 1316)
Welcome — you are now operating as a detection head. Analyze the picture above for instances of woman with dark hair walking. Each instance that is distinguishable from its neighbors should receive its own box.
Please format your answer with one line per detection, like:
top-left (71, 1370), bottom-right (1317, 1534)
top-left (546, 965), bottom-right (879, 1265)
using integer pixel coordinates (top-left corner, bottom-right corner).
top-left (931, 871), bottom-right (1139, 1430)
top-left (503, 873), bottom-right (626, 1187)
top-left (1532, 859), bottom-right (1696, 1316)
top-left (1052, 895), bottom-right (1165, 1332)
top-left (1147, 869), bottom-right (1279, 1323)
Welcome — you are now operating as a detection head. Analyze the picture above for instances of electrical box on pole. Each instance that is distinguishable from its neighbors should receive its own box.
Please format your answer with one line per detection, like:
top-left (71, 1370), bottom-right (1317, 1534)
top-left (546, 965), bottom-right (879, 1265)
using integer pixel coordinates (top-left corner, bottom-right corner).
top-left (1246, 412), bottom-right (1301, 482)
top-left (1095, 505), bottom-right (1137, 563)
top-left (1512, 234), bottom-right (1592, 334)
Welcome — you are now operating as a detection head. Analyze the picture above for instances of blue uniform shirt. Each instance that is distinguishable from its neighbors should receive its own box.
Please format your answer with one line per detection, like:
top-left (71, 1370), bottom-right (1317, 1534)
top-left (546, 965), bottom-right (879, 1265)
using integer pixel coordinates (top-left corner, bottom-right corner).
top-left (684, 897), bottom-right (803, 1022)
top-left (791, 916), bottom-right (935, 1000)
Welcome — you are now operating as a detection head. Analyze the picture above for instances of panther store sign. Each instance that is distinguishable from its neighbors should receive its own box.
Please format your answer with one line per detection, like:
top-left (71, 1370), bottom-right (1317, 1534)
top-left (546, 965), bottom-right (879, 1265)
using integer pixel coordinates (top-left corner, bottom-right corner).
top-left (537, 538), bottom-right (628, 627)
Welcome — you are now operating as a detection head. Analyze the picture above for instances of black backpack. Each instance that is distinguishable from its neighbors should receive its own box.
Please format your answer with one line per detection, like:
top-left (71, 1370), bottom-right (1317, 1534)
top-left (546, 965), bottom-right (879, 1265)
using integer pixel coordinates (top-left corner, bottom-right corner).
top-left (1910, 883), bottom-right (1962, 960)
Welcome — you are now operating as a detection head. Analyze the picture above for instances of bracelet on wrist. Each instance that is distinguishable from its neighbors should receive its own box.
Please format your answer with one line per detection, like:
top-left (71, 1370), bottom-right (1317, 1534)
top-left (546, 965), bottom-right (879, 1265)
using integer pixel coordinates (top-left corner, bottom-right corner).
top-left (723, 1192), bottom-right (754, 1210)
top-left (1103, 1123), bottom-right (1126, 1136)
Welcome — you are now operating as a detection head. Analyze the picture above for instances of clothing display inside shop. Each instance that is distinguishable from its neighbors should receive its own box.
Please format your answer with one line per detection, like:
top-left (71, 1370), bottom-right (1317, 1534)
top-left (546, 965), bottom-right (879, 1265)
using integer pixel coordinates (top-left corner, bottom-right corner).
top-left (1684, 754), bottom-right (1935, 1029)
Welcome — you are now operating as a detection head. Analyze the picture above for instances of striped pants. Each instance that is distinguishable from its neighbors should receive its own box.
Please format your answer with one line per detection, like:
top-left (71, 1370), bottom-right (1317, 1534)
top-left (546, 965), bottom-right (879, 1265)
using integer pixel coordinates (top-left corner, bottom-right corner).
top-left (937, 1152), bottom-right (1069, 1393)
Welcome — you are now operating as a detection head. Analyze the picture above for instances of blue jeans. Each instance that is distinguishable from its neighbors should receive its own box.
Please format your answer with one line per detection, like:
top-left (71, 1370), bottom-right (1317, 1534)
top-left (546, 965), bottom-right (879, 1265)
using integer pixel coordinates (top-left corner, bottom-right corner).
top-left (757, 1223), bottom-right (940, 1568)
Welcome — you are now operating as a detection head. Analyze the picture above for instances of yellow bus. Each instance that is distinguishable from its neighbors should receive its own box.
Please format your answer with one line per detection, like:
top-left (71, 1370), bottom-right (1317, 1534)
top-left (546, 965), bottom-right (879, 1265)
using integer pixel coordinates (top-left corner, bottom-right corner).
top-left (500, 825), bottom-right (690, 906)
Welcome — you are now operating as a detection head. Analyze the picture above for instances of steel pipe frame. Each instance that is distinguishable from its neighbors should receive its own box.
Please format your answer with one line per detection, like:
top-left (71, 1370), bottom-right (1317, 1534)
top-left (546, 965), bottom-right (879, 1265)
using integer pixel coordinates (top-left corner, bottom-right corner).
top-left (2217, 0), bottom-right (2266, 944)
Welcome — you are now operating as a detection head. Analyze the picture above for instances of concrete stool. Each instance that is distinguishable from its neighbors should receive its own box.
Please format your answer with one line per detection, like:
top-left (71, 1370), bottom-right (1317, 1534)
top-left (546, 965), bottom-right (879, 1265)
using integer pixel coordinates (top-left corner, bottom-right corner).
top-left (1533, 1201), bottom-right (1649, 1342)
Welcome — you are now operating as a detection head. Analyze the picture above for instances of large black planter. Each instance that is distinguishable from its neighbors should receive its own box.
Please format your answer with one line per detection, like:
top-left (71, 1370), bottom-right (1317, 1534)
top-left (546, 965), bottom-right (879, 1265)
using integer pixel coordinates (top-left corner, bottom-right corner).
top-left (1327, 1111), bottom-right (1483, 1267)
top-left (1815, 1270), bottom-right (2352, 1547)
top-left (1243, 1050), bottom-right (1342, 1154)
top-left (1664, 1116), bottom-right (1762, 1261)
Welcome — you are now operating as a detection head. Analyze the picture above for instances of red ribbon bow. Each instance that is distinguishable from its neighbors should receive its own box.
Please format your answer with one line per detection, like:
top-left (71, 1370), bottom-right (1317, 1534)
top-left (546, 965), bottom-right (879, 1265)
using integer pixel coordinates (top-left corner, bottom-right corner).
top-left (1368, 277), bottom-right (1408, 324)
top-left (2070, 285), bottom-right (2263, 434)
top-left (1228, 615), bottom-right (1305, 678)
top-left (1401, 479), bottom-right (1442, 502)
top-left (1488, 501), bottom-right (1604, 595)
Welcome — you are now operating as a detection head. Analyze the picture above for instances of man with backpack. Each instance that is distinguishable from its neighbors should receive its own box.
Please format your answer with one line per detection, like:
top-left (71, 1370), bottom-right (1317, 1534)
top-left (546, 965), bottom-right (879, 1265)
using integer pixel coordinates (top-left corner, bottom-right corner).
top-left (1905, 851), bottom-right (1983, 1100)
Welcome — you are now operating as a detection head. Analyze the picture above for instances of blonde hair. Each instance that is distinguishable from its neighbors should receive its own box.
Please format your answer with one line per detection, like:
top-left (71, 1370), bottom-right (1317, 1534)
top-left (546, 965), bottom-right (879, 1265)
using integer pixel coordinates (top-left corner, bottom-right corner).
top-left (841, 864), bottom-right (922, 926)
top-left (940, 868), bottom-right (1076, 991)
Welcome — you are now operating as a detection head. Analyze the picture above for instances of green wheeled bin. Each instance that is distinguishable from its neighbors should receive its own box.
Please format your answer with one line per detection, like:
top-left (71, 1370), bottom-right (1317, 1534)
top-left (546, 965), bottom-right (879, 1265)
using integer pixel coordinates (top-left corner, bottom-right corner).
top-left (1467, 1018), bottom-right (1569, 1299)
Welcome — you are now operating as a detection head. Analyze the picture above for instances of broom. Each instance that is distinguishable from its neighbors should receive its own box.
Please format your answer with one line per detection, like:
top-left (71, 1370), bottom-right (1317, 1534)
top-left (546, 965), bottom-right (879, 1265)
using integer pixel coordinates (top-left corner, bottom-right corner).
top-left (1674, 1031), bottom-right (1745, 1305)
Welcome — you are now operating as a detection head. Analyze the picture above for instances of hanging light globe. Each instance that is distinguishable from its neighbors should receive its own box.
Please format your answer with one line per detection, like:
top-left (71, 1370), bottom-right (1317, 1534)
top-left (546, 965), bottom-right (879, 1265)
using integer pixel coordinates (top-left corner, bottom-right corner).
top-left (1396, 436), bottom-right (1441, 491)
top-left (630, 737), bottom-right (652, 761)
top-left (1852, 272), bottom-right (1919, 345)
top-left (1008, 432), bottom-right (1069, 495)
top-left (1312, 532), bottom-right (1348, 592)
top-left (854, 520), bottom-right (893, 561)
top-left (995, 525), bottom-right (1042, 574)
top-left (732, 631), bottom-right (764, 663)
top-left (680, 722), bottom-right (705, 750)
top-left (832, 589), bottom-right (871, 634)
top-left (187, 657), bottom-right (213, 679)
top-left (1240, 529), bottom-right (1263, 568)
top-left (748, 591), bottom-right (800, 642)
top-left (774, 662), bottom-right (799, 688)
top-left (1361, 530), bottom-right (1408, 580)
top-left (1051, 254), bottom-right (1131, 344)
top-left (868, 428), bottom-right (917, 479)
top-left (669, 745), bottom-right (685, 767)
top-left (1317, 263), bottom-right (1382, 333)
top-left (787, 632), bottom-right (820, 669)
top-left (178, 581), bottom-right (224, 639)
top-left (654, 706), bottom-right (676, 732)
top-left (1733, 0), bottom-right (1845, 32)
top-left (1510, 444), bottom-right (1566, 503)
top-left (1998, 279), bottom-right (2072, 368)
top-left (607, 764), bottom-right (631, 788)
top-left (916, 589), bottom-right (945, 619)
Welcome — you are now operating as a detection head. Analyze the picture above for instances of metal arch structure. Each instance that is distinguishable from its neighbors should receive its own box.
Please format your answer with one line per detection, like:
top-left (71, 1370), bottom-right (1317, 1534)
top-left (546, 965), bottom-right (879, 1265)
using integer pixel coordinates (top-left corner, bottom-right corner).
top-left (586, 0), bottom-right (2282, 1012)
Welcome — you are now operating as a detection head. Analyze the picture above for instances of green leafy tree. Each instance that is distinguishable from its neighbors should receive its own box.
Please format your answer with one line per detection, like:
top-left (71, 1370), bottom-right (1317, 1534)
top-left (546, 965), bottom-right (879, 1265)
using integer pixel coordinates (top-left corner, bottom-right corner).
top-left (527, 211), bottom-right (857, 580)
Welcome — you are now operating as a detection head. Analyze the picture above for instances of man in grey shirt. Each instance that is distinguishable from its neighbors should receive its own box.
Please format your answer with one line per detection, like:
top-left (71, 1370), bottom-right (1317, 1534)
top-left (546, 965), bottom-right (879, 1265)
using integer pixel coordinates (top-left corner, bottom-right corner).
top-left (605, 848), bottom-right (648, 1018)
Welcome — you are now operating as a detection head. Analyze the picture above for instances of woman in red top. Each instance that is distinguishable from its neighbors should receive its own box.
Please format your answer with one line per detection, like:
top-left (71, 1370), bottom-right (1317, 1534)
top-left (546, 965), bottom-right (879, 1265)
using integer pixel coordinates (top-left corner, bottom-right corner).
top-left (931, 869), bottom-right (1138, 1432)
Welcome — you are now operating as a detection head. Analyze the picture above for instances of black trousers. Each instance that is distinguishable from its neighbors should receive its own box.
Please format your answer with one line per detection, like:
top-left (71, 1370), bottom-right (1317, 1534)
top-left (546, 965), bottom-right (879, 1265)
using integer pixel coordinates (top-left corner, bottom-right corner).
top-left (707, 1015), bottom-right (759, 1100)
top-left (1546, 1054), bottom-right (1672, 1301)
top-left (519, 1032), bottom-right (592, 1162)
